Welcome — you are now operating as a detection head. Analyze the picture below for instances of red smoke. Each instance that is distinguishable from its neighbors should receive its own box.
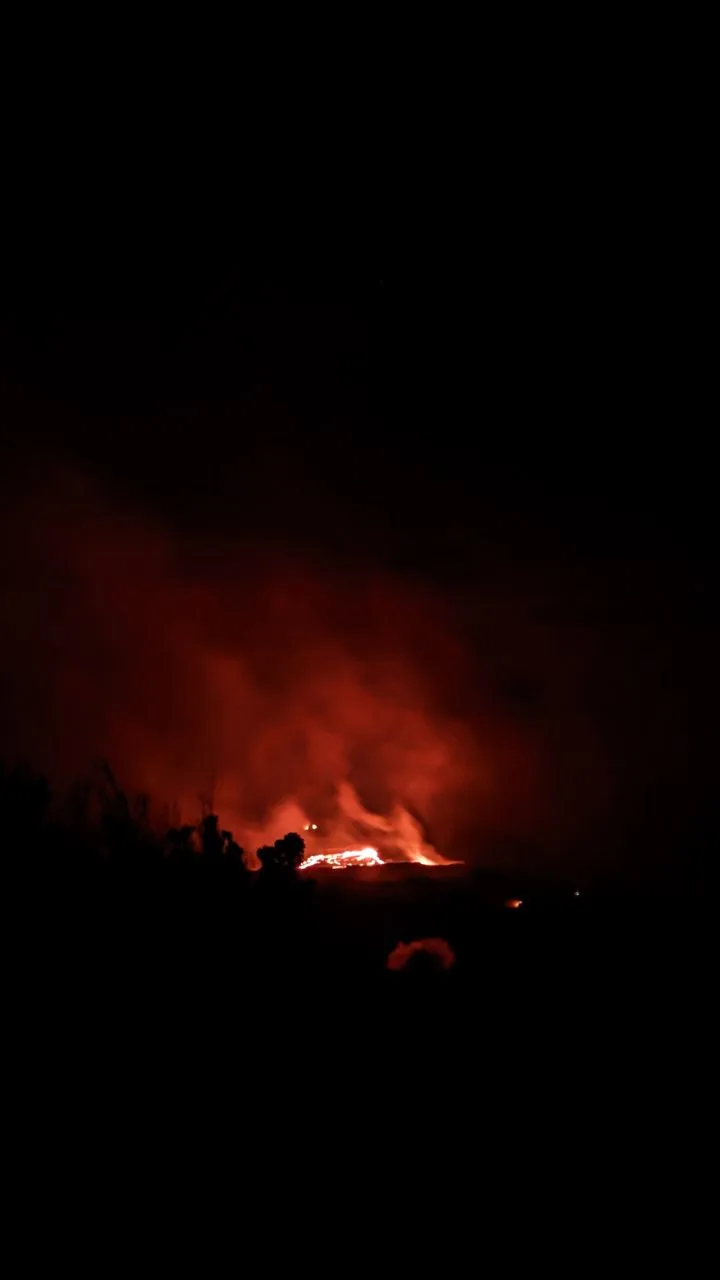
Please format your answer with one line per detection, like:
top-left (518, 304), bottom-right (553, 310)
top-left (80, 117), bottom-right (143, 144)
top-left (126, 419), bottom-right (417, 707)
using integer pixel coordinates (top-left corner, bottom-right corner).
top-left (3, 460), bottom-right (697, 876)
top-left (0, 464), bottom-right (480, 858)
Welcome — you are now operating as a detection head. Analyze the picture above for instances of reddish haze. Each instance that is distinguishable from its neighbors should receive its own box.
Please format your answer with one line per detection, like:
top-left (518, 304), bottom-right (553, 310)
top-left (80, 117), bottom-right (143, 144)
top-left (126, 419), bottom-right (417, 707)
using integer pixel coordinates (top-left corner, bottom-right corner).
top-left (0, 465), bottom-right (480, 860)
top-left (0, 461), bottom-right (702, 875)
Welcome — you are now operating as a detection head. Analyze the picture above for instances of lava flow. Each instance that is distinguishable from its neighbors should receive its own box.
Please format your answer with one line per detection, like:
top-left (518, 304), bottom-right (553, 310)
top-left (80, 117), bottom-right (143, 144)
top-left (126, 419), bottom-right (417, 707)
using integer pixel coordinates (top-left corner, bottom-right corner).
top-left (251, 784), bottom-right (457, 872)
top-left (299, 847), bottom-right (385, 871)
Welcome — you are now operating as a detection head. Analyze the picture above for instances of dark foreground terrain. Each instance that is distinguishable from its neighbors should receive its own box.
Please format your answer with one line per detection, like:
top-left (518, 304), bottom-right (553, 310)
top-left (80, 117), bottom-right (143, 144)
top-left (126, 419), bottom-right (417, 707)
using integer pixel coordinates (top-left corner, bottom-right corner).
top-left (15, 856), bottom-right (707, 1076)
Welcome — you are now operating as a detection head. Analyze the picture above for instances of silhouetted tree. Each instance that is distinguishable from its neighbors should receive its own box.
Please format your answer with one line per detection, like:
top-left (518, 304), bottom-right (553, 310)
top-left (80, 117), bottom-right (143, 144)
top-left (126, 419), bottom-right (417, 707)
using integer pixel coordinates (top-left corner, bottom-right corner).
top-left (93, 759), bottom-right (159, 862)
top-left (221, 830), bottom-right (246, 868)
top-left (200, 813), bottom-right (223, 860)
top-left (256, 845), bottom-right (275, 872)
top-left (133, 793), bottom-right (150, 827)
top-left (96, 759), bottom-right (130, 821)
top-left (165, 825), bottom-right (197, 862)
top-left (256, 831), bottom-right (305, 876)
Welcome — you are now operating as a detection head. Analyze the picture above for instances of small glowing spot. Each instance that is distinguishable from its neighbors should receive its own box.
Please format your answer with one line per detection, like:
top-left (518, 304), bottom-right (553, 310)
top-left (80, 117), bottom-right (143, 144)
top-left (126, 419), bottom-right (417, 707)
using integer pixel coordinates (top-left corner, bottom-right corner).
top-left (505, 898), bottom-right (523, 910)
top-left (311, 823), bottom-right (318, 830)
top-left (574, 890), bottom-right (581, 897)
top-left (303, 824), bottom-right (310, 831)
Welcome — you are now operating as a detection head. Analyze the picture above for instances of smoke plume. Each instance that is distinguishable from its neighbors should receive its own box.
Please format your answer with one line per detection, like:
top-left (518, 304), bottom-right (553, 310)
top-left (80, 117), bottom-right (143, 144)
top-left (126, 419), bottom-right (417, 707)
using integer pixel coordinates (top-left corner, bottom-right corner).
top-left (0, 458), bottom-right (706, 876)
top-left (0, 462), bottom-right (478, 858)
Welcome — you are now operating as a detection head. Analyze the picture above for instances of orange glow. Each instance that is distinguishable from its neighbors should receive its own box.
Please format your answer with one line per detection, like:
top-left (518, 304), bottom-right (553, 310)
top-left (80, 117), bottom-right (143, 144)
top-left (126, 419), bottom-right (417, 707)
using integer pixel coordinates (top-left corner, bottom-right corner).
top-left (2, 461), bottom-right (634, 882)
top-left (505, 897), bottom-right (523, 909)
top-left (1, 471), bottom-right (490, 867)
top-left (387, 937), bottom-right (456, 971)
top-left (243, 782), bottom-right (453, 872)
top-left (299, 846), bottom-right (384, 871)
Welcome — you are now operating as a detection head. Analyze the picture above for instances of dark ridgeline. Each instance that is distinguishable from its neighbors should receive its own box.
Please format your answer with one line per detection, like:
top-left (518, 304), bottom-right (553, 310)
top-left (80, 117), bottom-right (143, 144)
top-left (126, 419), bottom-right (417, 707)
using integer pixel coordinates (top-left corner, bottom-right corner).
top-left (1, 756), bottom-right (283, 878)
top-left (6, 757), bottom-right (325, 1028)
top-left (11, 759), bottom-right (318, 884)
top-left (2, 753), bottom-right (704, 1073)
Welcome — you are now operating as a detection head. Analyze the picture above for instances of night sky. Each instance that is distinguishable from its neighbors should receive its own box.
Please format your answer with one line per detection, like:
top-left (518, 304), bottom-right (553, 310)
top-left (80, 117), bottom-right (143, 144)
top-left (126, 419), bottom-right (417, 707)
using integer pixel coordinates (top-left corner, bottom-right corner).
top-left (0, 112), bottom-right (713, 884)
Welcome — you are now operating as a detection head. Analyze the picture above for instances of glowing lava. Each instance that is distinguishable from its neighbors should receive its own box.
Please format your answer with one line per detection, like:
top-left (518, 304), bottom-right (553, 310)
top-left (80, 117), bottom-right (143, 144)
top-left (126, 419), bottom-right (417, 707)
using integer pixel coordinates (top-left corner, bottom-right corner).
top-left (299, 847), bottom-right (385, 871)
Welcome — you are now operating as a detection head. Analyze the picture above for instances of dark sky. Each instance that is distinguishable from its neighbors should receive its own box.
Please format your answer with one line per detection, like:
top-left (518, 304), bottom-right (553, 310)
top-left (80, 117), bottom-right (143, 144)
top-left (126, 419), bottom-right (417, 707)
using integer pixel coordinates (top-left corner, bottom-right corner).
top-left (0, 103), bottom-right (714, 881)
top-left (3, 220), bottom-right (704, 562)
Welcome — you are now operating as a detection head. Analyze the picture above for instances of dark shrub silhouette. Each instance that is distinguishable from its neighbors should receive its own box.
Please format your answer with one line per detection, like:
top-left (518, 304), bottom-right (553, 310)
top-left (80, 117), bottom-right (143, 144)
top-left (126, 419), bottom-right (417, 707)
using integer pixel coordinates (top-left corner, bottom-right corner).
top-left (221, 830), bottom-right (246, 867)
top-left (94, 758), bottom-right (157, 862)
top-left (200, 813), bottom-right (223, 860)
top-left (165, 825), bottom-right (197, 862)
top-left (257, 831), bottom-right (305, 876)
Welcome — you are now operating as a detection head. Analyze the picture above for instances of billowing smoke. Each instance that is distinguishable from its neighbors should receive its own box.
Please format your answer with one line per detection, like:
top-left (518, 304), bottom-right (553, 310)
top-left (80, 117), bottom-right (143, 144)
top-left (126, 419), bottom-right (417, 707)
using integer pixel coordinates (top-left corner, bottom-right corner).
top-left (0, 462), bottom-right (478, 858)
top-left (0, 459), bottom-right (706, 876)
top-left (245, 781), bottom-right (447, 870)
